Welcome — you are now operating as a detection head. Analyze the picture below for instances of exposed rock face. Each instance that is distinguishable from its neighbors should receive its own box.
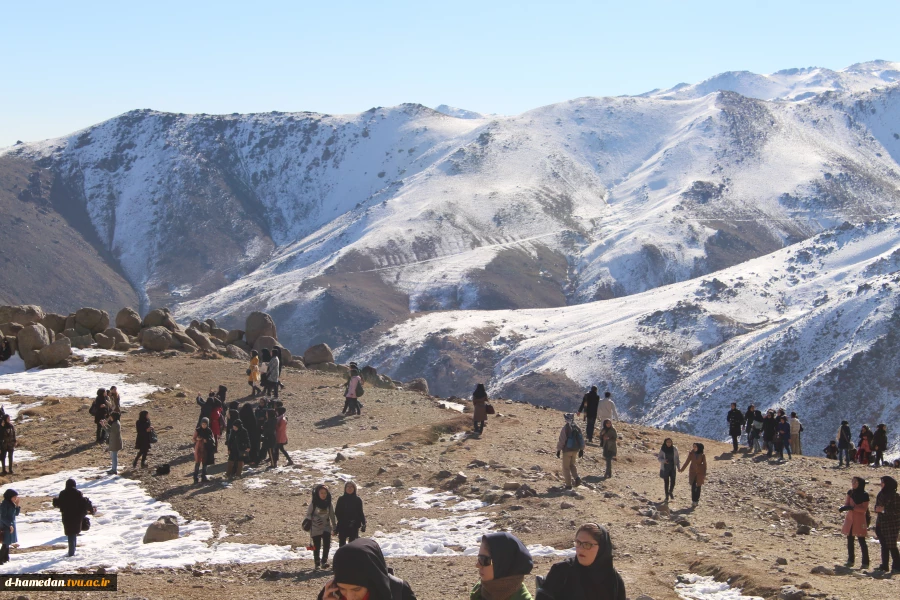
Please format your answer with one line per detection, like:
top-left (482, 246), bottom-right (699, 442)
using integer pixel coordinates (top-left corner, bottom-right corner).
top-left (16, 323), bottom-right (51, 369)
top-left (209, 327), bottom-right (229, 342)
top-left (40, 313), bottom-right (68, 334)
top-left (103, 328), bottom-right (129, 345)
top-left (226, 344), bottom-right (250, 360)
top-left (185, 327), bottom-right (217, 353)
top-left (0, 323), bottom-right (23, 338)
top-left (115, 307), bottom-right (143, 336)
top-left (303, 343), bottom-right (334, 366)
top-left (405, 378), bottom-right (430, 395)
top-left (75, 307), bottom-right (110, 334)
top-left (253, 335), bottom-right (279, 352)
top-left (141, 326), bottom-right (173, 351)
top-left (94, 333), bottom-right (114, 350)
top-left (225, 329), bottom-right (244, 344)
top-left (143, 308), bottom-right (178, 332)
top-left (39, 337), bottom-right (72, 366)
top-left (143, 516), bottom-right (179, 543)
top-left (245, 312), bottom-right (277, 347)
top-left (0, 305), bottom-right (44, 326)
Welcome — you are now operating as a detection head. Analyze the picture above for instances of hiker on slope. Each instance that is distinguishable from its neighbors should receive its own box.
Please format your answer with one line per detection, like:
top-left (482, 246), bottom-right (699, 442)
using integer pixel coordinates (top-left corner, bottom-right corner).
top-left (726, 402), bottom-right (744, 453)
top-left (872, 424), bottom-right (888, 468)
top-left (472, 383), bottom-right (489, 435)
top-left (599, 419), bottom-right (617, 479)
top-left (596, 391), bottom-right (619, 423)
top-left (838, 420), bottom-right (853, 467)
top-left (577, 386), bottom-right (600, 443)
top-left (679, 442), bottom-right (707, 508)
top-left (658, 438), bottom-right (680, 503)
top-left (556, 414), bottom-right (584, 489)
top-left (789, 412), bottom-right (803, 456)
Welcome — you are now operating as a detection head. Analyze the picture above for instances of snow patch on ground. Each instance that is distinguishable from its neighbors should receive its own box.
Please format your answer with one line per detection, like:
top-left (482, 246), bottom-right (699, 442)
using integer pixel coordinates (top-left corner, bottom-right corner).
top-left (438, 400), bottom-right (466, 413)
top-left (72, 348), bottom-right (126, 360)
top-left (676, 574), bottom-right (764, 600)
top-left (401, 487), bottom-right (487, 512)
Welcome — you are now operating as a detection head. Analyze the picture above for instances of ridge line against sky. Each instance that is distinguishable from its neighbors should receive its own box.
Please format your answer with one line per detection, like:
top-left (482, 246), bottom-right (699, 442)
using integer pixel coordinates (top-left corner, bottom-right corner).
top-left (2, 0), bottom-right (899, 147)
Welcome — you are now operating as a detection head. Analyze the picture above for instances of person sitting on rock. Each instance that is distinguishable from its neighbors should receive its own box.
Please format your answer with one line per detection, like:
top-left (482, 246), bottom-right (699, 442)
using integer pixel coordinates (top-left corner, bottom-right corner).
top-left (471, 532), bottom-right (534, 600)
top-left (317, 538), bottom-right (417, 600)
top-left (536, 523), bottom-right (626, 600)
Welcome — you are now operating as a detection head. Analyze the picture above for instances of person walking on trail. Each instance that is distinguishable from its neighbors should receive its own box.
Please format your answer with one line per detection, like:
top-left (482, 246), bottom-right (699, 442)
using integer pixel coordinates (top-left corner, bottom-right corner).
top-left (680, 442), bottom-right (707, 508)
top-left (838, 421), bottom-right (853, 467)
top-left (343, 367), bottom-right (363, 416)
top-left (226, 418), bottom-right (250, 479)
top-left (274, 407), bottom-right (293, 466)
top-left (536, 522), bottom-right (627, 600)
top-left (874, 476), bottom-right (900, 573)
top-left (726, 402), bottom-right (744, 453)
top-left (596, 391), bottom-right (619, 422)
top-left (471, 532), bottom-right (535, 600)
top-left (556, 414), bottom-right (584, 489)
top-left (193, 417), bottom-right (216, 483)
top-left (90, 388), bottom-right (111, 445)
top-left (0, 414), bottom-right (16, 475)
top-left (103, 412), bottom-right (124, 475)
top-left (317, 538), bottom-right (417, 600)
top-left (0, 489), bottom-right (20, 566)
top-left (248, 350), bottom-right (262, 396)
top-left (873, 424), bottom-right (888, 468)
top-left (599, 419), bottom-right (617, 479)
top-left (577, 386), bottom-right (601, 443)
top-left (335, 481), bottom-right (367, 547)
top-left (790, 412), bottom-right (803, 456)
top-left (52, 478), bottom-right (94, 557)
top-left (658, 438), bottom-right (680, 503)
top-left (307, 484), bottom-right (338, 570)
top-left (133, 410), bottom-right (153, 468)
top-left (472, 383), bottom-right (488, 435)
top-left (776, 415), bottom-right (792, 461)
top-left (839, 476), bottom-right (870, 568)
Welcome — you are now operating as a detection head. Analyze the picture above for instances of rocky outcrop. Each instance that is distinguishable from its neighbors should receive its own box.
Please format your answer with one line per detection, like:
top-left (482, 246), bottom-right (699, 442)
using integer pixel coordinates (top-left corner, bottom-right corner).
top-left (209, 327), bottom-right (229, 342)
top-left (143, 516), bottom-right (179, 543)
top-left (38, 337), bottom-right (72, 366)
top-left (17, 323), bottom-right (51, 369)
top-left (253, 335), bottom-right (279, 352)
top-left (226, 344), bottom-right (250, 360)
top-left (405, 378), bottom-right (430, 395)
top-left (225, 329), bottom-right (244, 344)
top-left (75, 307), bottom-right (110, 335)
top-left (303, 343), bottom-right (334, 366)
top-left (245, 312), bottom-right (277, 346)
top-left (143, 308), bottom-right (178, 332)
top-left (185, 327), bottom-right (217, 353)
top-left (40, 313), bottom-right (67, 334)
top-left (141, 326), bottom-right (173, 352)
top-left (115, 307), bottom-right (143, 336)
top-left (0, 305), bottom-right (44, 326)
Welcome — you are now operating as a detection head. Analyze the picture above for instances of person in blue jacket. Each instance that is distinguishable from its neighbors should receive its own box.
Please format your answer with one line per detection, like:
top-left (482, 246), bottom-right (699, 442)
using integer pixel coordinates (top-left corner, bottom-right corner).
top-left (0, 488), bottom-right (20, 565)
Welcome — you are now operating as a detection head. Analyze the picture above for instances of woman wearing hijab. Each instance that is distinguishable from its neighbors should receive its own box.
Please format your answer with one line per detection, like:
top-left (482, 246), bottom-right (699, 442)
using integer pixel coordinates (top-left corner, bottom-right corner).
top-left (536, 523), bottom-right (626, 600)
top-left (0, 489), bottom-right (20, 565)
top-left (103, 411), bottom-right (123, 475)
top-left (874, 476), bottom-right (900, 573)
top-left (307, 484), bottom-right (338, 569)
top-left (599, 419), bottom-right (617, 479)
top-left (872, 424), bottom-right (888, 468)
top-left (248, 350), bottom-right (262, 396)
top-left (52, 478), bottom-right (94, 557)
top-left (858, 425), bottom-right (874, 465)
top-left (0, 339), bottom-right (11, 362)
top-left (839, 476), bottom-right (870, 568)
top-left (471, 532), bottom-right (534, 600)
top-left (679, 442), bottom-right (707, 508)
top-left (261, 408), bottom-right (277, 468)
top-left (239, 402), bottom-right (260, 464)
top-left (335, 481), bottom-right (367, 547)
top-left (0, 413), bottom-right (16, 475)
top-left (133, 410), bottom-right (153, 468)
top-left (226, 418), bottom-right (250, 478)
top-left (658, 438), bottom-right (680, 502)
top-left (193, 417), bottom-right (216, 483)
top-left (473, 383), bottom-right (488, 434)
top-left (318, 538), bottom-right (416, 600)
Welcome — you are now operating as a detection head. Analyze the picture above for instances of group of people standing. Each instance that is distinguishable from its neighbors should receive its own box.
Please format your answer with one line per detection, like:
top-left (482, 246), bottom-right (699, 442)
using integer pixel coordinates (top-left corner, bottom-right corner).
top-left (828, 422), bottom-right (892, 468)
top-left (247, 348), bottom-right (283, 398)
top-left (304, 482), bottom-right (367, 570)
top-left (220, 394), bottom-right (292, 479)
top-left (90, 387), bottom-right (155, 474)
top-left (731, 404), bottom-right (804, 460)
top-left (839, 475), bottom-right (900, 573)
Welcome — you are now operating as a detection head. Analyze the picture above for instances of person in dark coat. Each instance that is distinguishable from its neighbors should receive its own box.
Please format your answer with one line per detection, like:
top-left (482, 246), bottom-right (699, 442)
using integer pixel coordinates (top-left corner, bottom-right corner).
top-left (776, 415), bottom-right (792, 460)
top-left (0, 414), bottom-right (16, 475)
top-left (91, 388), bottom-right (111, 444)
top-left (317, 538), bottom-right (417, 600)
top-left (874, 476), bottom-right (900, 573)
top-left (52, 478), bottom-right (94, 557)
top-left (133, 410), bottom-right (153, 468)
top-left (261, 408), bottom-right (277, 468)
top-left (0, 489), bottom-right (20, 565)
top-left (824, 440), bottom-right (839, 460)
top-left (726, 403), bottom-right (744, 453)
top-left (335, 480), bottom-right (367, 547)
top-left (226, 418), bottom-right (250, 478)
top-left (472, 383), bottom-right (488, 434)
top-left (658, 438), bottom-right (680, 503)
top-left (225, 406), bottom-right (239, 445)
top-left (193, 417), bottom-right (216, 483)
top-left (536, 522), bottom-right (626, 600)
top-left (873, 424), bottom-right (889, 468)
top-left (838, 420), bottom-right (853, 467)
top-left (196, 391), bottom-right (216, 426)
top-left (577, 386), bottom-right (601, 442)
top-left (0, 339), bottom-right (11, 362)
top-left (839, 476), bottom-right (870, 568)
top-left (762, 410), bottom-right (777, 457)
top-left (240, 402), bottom-right (260, 464)
top-left (471, 532), bottom-right (534, 600)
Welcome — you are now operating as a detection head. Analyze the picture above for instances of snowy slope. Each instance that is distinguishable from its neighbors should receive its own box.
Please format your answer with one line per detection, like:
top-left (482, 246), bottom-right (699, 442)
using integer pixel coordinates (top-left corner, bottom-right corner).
top-left (357, 219), bottom-right (900, 456)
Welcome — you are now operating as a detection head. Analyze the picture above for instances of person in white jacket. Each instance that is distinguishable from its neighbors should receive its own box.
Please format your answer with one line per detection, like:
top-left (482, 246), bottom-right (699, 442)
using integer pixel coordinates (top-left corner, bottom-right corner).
top-left (789, 412), bottom-right (803, 456)
top-left (597, 392), bottom-right (619, 422)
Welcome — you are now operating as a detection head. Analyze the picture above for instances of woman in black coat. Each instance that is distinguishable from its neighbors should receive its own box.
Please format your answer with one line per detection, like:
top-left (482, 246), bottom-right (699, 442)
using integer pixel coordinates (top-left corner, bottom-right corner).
top-left (874, 476), bottom-right (900, 573)
top-left (318, 538), bottom-right (416, 600)
top-left (261, 408), bottom-right (277, 468)
top-left (91, 388), bottom-right (111, 444)
top-left (52, 478), bottom-right (94, 557)
top-left (133, 410), bottom-right (153, 468)
top-left (537, 523), bottom-right (626, 600)
top-left (238, 402), bottom-right (259, 464)
top-left (335, 480), bottom-right (367, 547)
top-left (226, 419), bottom-right (250, 479)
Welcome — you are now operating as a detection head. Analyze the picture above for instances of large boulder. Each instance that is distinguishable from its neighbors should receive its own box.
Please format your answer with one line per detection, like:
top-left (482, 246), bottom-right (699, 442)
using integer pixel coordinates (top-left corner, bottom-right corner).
top-left (226, 344), bottom-right (250, 361)
top-left (40, 313), bottom-right (68, 335)
top-left (303, 343), bottom-right (334, 366)
top-left (225, 329), bottom-right (244, 344)
top-left (405, 378), bottom-right (430, 395)
top-left (0, 305), bottom-right (44, 326)
top-left (185, 327), bottom-right (217, 353)
top-left (361, 365), bottom-right (395, 389)
top-left (39, 337), bottom-right (72, 367)
top-left (245, 312), bottom-right (277, 346)
top-left (143, 516), bottom-right (179, 544)
top-left (17, 323), bottom-right (51, 369)
top-left (143, 308), bottom-right (178, 332)
top-left (232, 339), bottom-right (251, 353)
top-left (0, 322), bottom-right (23, 338)
top-left (94, 333), bottom-right (115, 350)
top-left (204, 318), bottom-right (217, 329)
top-left (75, 308), bottom-right (110, 334)
top-left (141, 326), bottom-right (173, 352)
top-left (115, 308), bottom-right (143, 336)
top-left (209, 327), bottom-right (229, 342)
top-left (102, 328), bottom-right (129, 345)
top-left (70, 334), bottom-right (94, 349)
top-left (171, 331), bottom-right (195, 346)
top-left (253, 335), bottom-right (279, 353)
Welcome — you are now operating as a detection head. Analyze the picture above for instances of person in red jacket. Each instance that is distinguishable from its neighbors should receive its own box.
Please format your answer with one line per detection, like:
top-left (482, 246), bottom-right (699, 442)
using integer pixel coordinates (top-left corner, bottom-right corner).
top-left (839, 476), bottom-right (870, 568)
top-left (273, 406), bottom-right (293, 467)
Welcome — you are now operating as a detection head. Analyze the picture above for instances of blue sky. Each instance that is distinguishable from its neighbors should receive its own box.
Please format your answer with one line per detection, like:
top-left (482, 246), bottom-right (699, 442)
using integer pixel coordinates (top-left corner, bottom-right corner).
top-left (1, 0), bottom-right (897, 147)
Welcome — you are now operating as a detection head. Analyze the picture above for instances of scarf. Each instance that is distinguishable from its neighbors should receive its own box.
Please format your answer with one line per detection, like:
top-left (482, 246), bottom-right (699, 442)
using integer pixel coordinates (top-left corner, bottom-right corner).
top-left (849, 479), bottom-right (869, 505)
top-left (661, 444), bottom-right (674, 459)
top-left (480, 576), bottom-right (525, 600)
top-left (333, 538), bottom-right (392, 600)
top-left (313, 485), bottom-right (332, 510)
top-left (877, 477), bottom-right (898, 506)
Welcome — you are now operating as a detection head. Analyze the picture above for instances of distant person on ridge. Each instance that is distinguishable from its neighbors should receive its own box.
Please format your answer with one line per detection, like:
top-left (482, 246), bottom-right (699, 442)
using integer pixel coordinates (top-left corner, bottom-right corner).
top-left (658, 438), bottom-right (680, 503)
top-left (556, 414), bottom-right (584, 489)
top-left (726, 402), bottom-right (744, 453)
top-left (597, 391), bottom-right (619, 423)
top-left (873, 424), bottom-right (888, 468)
top-left (472, 383), bottom-right (488, 435)
top-left (789, 412), bottom-right (803, 456)
top-left (838, 421), bottom-right (853, 467)
top-left (679, 442), bottom-right (707, 508)
top-left (599, 419), bottom-right (617, 479)
top-left (577, 386), bottom-right (600, 443)
top-left (343, 367), bottom-right (363, 416)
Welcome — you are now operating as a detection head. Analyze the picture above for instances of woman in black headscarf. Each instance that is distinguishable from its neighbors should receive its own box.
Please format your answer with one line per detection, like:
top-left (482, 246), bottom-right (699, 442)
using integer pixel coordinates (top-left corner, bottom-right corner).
top-left (657, 438), bottom-right (679, 503)
top-left (536, 523), bottom-right (626, 600)
top-left (238, 402), bottom-right (259, 464)
top-left (471, 532), bottom-right (534, 600)
top-left (335, 480), bottom-right (367, 547)
top-left (839, 476), bottom-right (870, 568)
top-left (874, 475), bottom-right (900, 572)
top-left (317, 538), bottom-right (416, 600)
top-left (472, 384), bottom-right (488, 434)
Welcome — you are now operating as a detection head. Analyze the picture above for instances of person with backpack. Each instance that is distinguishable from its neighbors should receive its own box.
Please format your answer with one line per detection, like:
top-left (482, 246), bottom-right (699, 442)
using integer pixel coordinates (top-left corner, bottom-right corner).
top-left (133, 410), bottom-right (153, 468)
top-left (556, 414), bottom-right (584, 489)
top-left (858, 425), bottom-right (874, 465)
top-left (0, 414), bottom-right (15, 475)
top-left (306, 484), bottom-right (338, 570)
top-left (680, 442), bottom-right (707, 508)
top-left (874, 476), bottom-right (900, 573)
top-left (90, 388), bottom-right (111, 445)
top-left (335, 480), bottom-right (367, 547)
top-left (577, 386), bottom-right (601, 443)
top-left (596, 391), bottom-right (619, 422)
top-left (749, 409), bottom-right (764, 453)
top-left (535, 522), bottom-right (626, 600)
top-left (103, 411), bottom-right (123, 475)
top-left (471, 532), bottom-right (534, 600)
top-left (726, 403), bottom-right (744, 453)
top-left (838, 421), bottom-right (853, 467)
top-left (472, 383), bottom-right (489, 435)
top-left (343, 368), bottom-right (363, 415)
top-left (192, 417), bottom-right (216, 483)
top-left (0, 489), bottom-right (20, 566)
top-left (599, 419), bottom-right (617, 479)
top-left (226, 418), bottom-right (250, 479)
top-left (317, 538), bottom-right (417, 600)
top-left (790, 412), bottom-right (803, 456)
top-left (658, 438), bottom-right (680, 503)
top-left (52, 478), bottom-right (94, 557)
top-left (274, 406), bottom-right (293, 466)
top-left (839, 476), bottom-right (870, 568)
top-left (872, 424), bottom-right (889, 468)
top-left (248, 350), bottom-right (262, 396)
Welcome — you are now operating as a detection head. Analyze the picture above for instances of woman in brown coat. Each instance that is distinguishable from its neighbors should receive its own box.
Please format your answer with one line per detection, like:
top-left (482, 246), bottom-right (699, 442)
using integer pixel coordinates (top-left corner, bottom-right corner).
top-left (679, 442), bottom-right (707, 508)
top-left (472, 384), bottom-right (488, 435)
top-left (839, 476), bottom-right (870, 568)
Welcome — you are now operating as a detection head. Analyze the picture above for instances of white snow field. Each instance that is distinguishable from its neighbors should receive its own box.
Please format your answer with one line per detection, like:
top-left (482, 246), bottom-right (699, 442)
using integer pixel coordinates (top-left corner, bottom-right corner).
top-left (676, 573), bottom-right (764, 600)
